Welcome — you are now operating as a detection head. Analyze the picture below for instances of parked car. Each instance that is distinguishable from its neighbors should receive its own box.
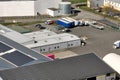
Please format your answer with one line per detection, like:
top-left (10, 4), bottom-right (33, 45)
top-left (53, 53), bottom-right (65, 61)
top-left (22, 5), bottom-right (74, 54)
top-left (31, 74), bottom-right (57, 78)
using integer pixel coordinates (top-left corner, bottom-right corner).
top-left (45, 20), bottom-right (54, 25)
top-left (35, 24), bottom-right (46, 29)
top-left (62, 28), bottom-right (71, 32)
top-left (55, 25), bottom-right (65, 31)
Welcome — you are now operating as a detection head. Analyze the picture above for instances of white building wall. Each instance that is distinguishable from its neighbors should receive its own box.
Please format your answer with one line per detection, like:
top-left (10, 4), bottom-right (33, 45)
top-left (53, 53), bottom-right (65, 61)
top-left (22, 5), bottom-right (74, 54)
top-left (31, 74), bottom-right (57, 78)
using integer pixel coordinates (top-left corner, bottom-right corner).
top-left (87, 0), bottom-right (104, 8)
top-left (39, 42), bottom-right (68, 53)
top-left (35, 0), bottom-right (62, 15)
top-left (103, 53), bottom-right (120, 75)
top-left (32, 40), bottom-right (81, 53)
top-left (47, 9), bottom-right (61, 17)
top-left (104, 0), bottom-right (120, 11)
top-left (106, 73), bottom-right (116, 80)
top-left (67, 40), bottom-right (81, 48)
top-left (96, 73), bottom-right (116, 80)
top-left (0, 1), bottom-right (35, 17)
top-left (97, 75), bottom-right (106, 80)
top-left (47, 9), bottom-right (54, 16)
top-left (54, 10), bottom-right (61, 16)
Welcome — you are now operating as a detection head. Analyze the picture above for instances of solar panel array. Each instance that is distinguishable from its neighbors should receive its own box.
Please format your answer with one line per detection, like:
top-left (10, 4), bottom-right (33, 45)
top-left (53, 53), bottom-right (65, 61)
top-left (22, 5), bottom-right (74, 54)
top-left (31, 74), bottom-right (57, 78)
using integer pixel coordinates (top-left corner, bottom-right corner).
top-left (0, 42), bottom-right (12, 53)
top-left (0, 41), bottom-right (35, 66)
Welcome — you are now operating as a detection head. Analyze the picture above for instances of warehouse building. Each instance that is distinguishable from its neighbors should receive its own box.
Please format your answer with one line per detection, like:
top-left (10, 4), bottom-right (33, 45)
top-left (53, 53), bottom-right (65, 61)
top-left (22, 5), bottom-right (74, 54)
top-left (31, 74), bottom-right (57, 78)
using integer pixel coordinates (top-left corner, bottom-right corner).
top-left (103, 53), bottom-right (120, 75)
top-left (87, 0), bottom-right (120, 11)
top-left (0, 34), bottom-right (51, 70)
top-left (0, 0), bottom-right (61, 17)
top-left (0, 53), bottom-right (116, 80)
top-left (0, 25), bottom-right (81, 53)
top-left (24, 31), bottom-right (81, 53)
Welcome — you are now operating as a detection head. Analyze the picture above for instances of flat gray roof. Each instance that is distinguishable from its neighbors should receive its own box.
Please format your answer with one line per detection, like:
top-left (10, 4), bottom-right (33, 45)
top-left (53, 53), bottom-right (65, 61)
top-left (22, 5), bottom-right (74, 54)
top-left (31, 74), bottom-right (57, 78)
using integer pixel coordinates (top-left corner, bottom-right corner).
top-left (0, 53), bottom-right (115, 80)
top-left (0, 35), bottom-right (51, 70)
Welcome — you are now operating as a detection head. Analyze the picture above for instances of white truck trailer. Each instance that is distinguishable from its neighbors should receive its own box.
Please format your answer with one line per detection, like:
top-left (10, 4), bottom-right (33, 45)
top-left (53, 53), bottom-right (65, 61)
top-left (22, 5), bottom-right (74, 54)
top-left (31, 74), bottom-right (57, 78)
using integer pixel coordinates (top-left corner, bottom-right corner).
top-left (113, 40), bottom-right (120, 49)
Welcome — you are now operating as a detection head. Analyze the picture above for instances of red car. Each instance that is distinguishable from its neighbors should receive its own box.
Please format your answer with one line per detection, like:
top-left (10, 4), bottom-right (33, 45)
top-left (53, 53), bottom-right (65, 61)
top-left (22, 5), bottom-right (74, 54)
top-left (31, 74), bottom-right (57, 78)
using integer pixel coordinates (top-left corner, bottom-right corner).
top-left (45, 20), bottom-right (54, 25)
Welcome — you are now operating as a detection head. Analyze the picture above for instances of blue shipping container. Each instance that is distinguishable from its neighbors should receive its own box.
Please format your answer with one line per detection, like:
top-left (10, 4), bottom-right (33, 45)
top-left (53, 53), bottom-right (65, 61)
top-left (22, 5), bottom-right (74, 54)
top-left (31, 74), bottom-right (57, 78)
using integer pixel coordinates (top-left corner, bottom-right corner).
top-left (61, 18), bottom-right (75, 27)
top-left (57, 19), bottom-right (74, 28)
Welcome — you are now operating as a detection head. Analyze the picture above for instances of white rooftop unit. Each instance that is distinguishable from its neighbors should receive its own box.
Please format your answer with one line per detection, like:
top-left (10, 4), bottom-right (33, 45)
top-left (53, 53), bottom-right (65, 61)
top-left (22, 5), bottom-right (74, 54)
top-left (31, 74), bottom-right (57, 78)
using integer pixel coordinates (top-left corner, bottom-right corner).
top-left (103, 53), bottom-right (120, 74)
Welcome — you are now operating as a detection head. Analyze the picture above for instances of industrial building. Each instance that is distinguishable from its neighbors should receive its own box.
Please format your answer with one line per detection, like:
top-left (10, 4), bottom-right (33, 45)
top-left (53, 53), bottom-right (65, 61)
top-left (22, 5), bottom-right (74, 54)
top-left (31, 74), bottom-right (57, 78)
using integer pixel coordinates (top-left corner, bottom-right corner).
top-left (47, 8), bottom-right (61, 17)
top-left (0, 53), bottom-right (116, 80)
top-left (87, 0), bottom-right (120, 11)
top-left (47, 2), bottom-right (72, 17)
top-left (0, 0), bottom-right (61, 17)
top-left (0, 25), bottom-right (117, 80)
top-left (24, 31), bottom-right (81, 53)
top-left (0, 34), bottom-right (51, 70)
top-left (0, 25), bottom-right (81, 53)
top-left (103, 53), bottom-right (120, 75)
top-left (87, 0), bottom-right (104, 8)
top-left (59, 2), bottom-right (71, 15)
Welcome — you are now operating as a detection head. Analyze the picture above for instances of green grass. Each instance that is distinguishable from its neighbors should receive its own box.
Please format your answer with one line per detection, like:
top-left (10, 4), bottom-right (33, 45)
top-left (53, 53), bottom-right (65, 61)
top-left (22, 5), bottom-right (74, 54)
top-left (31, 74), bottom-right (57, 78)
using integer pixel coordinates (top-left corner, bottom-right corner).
top-left (70, 0), bottom-right (87, 4)
top-left (1, 20), bottom-right (45, 26)
top-left (10, 26), bottom-right (32, 34)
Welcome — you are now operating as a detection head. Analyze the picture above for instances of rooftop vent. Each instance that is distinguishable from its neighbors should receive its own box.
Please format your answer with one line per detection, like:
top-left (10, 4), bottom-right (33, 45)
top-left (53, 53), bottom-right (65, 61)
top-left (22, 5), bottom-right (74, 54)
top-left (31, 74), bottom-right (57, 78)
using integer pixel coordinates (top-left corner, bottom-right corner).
top-left (44, 40), bottom-right (47, 42)
top-left (0, 30), bottom-right (5, 34)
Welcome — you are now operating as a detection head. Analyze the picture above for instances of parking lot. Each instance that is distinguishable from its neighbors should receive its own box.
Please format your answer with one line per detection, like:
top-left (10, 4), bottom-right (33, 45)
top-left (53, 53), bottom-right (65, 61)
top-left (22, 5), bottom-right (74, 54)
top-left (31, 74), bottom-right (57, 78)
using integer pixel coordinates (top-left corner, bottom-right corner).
top-left (41, 23), bottom-right (120, 59)
top-left (70, 26), bottom-right (120, 58)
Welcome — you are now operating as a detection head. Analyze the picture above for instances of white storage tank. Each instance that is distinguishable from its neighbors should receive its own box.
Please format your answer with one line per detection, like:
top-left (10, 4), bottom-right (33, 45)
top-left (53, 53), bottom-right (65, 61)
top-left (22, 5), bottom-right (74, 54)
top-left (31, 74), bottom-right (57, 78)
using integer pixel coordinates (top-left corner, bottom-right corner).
top-left (59, 2), bottom-right (71, 15)
top-left (103, 53), bottom-right (120, 74)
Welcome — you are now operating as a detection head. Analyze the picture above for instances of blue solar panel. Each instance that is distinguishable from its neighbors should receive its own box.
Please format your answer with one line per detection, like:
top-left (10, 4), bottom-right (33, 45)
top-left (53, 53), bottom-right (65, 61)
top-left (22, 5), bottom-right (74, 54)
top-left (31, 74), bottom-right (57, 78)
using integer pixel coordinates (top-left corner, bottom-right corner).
top-left (2, 51), bottom-right (34, 66)
top-left (0, 42), bottom-right (12, 53)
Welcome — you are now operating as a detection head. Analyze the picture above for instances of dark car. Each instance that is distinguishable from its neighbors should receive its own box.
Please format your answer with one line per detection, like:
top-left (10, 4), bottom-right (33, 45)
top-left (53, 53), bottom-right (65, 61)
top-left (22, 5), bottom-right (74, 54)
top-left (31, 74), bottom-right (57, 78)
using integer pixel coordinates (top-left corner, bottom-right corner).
top-left (35, 24), bottom-right (46, 29)
top-left (62, 28), bottom-right (71, 32)
top-left (55, 25), bottom-right (65, 30)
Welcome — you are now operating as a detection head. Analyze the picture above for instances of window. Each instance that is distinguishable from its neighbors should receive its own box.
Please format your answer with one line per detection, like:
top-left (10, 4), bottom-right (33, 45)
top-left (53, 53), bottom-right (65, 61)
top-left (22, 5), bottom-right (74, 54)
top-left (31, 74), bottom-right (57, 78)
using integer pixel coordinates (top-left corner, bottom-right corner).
top-left (54, 47), bottom-right (56, 49)
top-left (43, 49), bottom-right (45, 51)
top-left (57, 46), bottom-right (59, 48)
top-left (106, 73), bottom-right (110, 76)
top-left (68, 44), bottom-right (70, 46)
top-left (40, 49), bottom-right (42, 52)
top-left (71, 44), bottom-right (73, 46)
